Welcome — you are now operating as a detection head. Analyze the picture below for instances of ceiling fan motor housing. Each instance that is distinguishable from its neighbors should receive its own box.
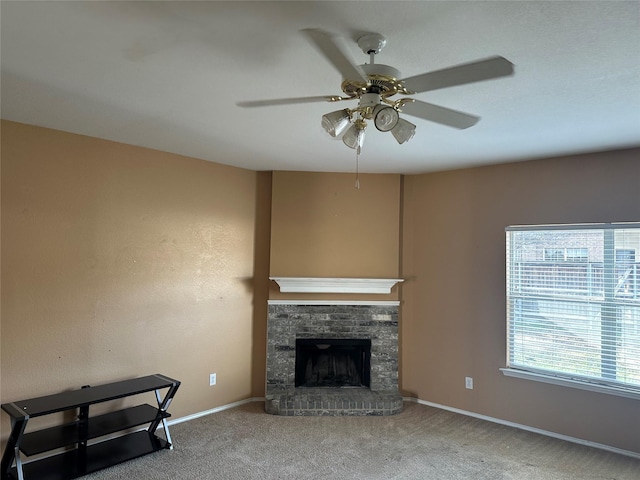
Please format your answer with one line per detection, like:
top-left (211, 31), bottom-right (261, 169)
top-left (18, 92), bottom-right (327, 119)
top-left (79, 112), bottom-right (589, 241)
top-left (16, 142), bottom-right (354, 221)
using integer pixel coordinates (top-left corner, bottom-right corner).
top-left (342, 63), bottom-right (403, 98)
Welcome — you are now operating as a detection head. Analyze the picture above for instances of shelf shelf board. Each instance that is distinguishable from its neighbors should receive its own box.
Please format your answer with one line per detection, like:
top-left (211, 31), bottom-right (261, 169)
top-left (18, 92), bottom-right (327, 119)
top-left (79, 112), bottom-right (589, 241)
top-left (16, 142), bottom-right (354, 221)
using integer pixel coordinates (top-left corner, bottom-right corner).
top-left (3, 374), bottom-right (179, 418)
top-left (20, 404), bottom-right (169, 456)
top-left (8, 431), bottom-right (169, 480)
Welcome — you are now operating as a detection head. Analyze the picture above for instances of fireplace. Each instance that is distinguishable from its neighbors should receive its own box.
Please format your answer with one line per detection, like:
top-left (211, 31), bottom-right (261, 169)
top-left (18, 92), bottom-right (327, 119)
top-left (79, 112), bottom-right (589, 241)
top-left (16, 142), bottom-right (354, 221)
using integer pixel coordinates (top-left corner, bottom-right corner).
top-left (295, 338), bottom-right (371, 388)
top-left (265, 301), bottom-right (402, 416)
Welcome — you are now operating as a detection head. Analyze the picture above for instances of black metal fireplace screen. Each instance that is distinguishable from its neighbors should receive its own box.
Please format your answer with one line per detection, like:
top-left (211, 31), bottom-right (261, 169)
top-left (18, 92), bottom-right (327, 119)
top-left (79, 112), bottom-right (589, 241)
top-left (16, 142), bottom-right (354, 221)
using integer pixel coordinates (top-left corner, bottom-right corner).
top-left (295, 338), bottom-right (371, 388)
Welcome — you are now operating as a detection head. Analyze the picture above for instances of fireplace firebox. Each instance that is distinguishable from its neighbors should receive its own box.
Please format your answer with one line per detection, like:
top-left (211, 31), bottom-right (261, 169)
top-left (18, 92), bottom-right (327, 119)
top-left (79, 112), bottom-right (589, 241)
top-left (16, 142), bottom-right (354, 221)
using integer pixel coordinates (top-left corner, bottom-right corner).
top-left (295, 338), bottom-right (371, 388)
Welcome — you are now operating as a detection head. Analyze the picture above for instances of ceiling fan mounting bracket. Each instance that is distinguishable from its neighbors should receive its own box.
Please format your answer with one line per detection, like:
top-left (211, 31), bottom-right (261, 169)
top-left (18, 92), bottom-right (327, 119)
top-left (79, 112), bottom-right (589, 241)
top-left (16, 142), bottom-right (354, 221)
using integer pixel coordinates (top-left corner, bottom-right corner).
top-left (357, 33), bottom-right (387, 55)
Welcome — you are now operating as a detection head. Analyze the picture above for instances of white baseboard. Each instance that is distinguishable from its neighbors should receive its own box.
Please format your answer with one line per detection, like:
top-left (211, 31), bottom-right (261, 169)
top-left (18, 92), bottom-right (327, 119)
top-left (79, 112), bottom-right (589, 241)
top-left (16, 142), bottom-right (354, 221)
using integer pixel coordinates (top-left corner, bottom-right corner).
top-left (167, 397), bottom-right (265, 426)
top-left (403, 396), bottom-right (640, 460)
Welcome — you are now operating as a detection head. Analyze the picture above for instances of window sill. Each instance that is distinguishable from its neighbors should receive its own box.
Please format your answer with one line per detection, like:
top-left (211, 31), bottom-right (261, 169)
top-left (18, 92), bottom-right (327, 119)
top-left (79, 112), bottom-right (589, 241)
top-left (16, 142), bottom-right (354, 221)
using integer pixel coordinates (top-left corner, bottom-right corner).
top-left (500, 368), bottom-right (640, 401)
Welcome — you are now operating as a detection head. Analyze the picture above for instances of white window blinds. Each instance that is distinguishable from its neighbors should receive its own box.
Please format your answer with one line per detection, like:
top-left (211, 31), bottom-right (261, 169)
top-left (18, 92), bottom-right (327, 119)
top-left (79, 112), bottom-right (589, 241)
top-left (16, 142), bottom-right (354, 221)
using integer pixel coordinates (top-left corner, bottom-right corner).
top-left (506, 223), bottom-right (640, 394)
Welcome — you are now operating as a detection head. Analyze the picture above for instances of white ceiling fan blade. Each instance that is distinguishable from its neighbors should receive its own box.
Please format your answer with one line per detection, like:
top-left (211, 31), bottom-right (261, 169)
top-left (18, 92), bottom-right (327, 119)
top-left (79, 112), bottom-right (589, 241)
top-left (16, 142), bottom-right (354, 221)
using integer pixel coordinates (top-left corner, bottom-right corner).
top-left (301, 29), bottom-right (369, 84)
top-left (237, 95), bottom-right (347, 108)
top-left (401, 100), bottom-right (480, 129)
top-left (402, 56), bottom-right (514, 93)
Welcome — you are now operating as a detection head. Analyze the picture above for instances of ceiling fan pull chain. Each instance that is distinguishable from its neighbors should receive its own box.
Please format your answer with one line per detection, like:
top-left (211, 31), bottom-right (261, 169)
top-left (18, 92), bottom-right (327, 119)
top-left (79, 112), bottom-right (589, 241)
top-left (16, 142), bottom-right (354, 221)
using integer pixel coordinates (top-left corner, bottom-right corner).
top-left (355, 148), bottom-right (360, 190)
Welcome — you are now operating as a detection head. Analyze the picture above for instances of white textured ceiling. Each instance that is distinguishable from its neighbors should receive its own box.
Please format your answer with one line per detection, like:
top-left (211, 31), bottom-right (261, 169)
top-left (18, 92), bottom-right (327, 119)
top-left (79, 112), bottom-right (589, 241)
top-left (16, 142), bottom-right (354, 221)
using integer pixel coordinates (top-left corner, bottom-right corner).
top-left (2, 1), bottom-right (639, 174)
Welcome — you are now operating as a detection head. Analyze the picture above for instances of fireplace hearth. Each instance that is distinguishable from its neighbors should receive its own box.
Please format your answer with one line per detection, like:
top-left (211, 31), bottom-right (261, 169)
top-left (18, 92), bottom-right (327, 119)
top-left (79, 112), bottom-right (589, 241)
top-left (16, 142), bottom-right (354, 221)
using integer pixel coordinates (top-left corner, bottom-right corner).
top-left (266, 302), bottom-right (402, 416)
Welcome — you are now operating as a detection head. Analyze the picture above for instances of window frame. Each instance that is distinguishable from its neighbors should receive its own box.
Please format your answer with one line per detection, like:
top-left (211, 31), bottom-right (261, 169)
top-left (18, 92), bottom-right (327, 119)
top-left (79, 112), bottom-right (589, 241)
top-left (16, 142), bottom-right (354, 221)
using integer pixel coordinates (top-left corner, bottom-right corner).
top-left (503, 222), bottom-right (640, 400)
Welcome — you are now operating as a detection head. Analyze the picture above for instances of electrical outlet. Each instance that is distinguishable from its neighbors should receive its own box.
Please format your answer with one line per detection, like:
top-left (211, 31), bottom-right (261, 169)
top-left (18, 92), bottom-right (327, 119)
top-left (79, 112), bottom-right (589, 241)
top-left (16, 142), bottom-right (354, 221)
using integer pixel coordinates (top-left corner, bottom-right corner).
top-left (465, 377), bottom-right (473, 390)
top-left (209, 373), bottom-right (217, 386)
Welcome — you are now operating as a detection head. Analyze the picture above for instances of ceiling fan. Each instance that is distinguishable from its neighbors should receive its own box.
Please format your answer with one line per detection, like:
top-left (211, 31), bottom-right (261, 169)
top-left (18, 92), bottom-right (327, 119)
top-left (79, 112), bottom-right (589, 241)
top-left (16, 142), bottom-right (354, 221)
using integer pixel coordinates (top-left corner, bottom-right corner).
top-left (237, 29), bottom-right (514, 152)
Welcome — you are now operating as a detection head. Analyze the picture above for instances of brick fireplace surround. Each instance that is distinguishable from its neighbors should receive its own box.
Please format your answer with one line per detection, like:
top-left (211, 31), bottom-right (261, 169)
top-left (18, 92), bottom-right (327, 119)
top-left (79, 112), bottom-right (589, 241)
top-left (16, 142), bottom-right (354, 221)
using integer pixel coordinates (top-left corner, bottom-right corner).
top-left (266, 301), bottom-right (403, 416)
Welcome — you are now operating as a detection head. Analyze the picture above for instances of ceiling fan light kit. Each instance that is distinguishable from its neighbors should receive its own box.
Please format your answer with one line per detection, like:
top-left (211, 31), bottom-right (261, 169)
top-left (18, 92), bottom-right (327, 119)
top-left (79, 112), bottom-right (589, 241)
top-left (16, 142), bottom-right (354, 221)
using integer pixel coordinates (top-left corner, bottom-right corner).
top-left (321, 109), bottom-right (351, 137)
top-left (373, 105), bottom-right (399, 132)
top-left (342, 118), bottom-right (367, 153)
top-left (390, 118), bottom-right (416, 145)
top-left (238, 28), bottom-right (514, 155)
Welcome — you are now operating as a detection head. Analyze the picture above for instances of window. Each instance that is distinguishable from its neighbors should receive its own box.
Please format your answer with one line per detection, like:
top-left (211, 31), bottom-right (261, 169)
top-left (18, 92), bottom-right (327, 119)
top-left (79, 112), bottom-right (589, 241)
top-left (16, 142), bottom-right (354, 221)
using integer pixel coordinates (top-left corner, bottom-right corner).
top-left (505, 223), bottom-right (640, 396)
top-left (543, 247), bottom-right (589, 262)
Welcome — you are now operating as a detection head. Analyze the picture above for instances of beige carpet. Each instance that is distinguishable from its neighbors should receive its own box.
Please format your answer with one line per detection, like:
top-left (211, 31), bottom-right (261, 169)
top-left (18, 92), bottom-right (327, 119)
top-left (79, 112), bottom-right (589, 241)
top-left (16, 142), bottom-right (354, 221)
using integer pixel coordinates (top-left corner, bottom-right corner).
top-left (85, 401), bottom-right (639, 480)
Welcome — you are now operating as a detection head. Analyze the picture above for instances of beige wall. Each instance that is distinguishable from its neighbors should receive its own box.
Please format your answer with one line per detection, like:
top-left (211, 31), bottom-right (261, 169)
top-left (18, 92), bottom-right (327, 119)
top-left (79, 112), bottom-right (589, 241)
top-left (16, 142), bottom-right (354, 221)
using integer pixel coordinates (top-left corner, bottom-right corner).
top-left (2, 119), bottom-right (638, 455)
top-left (269, 171), bottom-right (402, 301)
top-left (401, 148), bottom-right (640, 454)
top-left (1, 121), bottom-right (267, 445)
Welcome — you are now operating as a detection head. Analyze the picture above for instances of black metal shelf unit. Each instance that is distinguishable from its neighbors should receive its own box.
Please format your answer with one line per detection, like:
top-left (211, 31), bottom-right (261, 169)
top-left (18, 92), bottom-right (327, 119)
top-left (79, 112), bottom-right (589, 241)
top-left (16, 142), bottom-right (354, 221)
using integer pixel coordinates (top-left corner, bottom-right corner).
top-left (1, 374), bottom-right (180, 480)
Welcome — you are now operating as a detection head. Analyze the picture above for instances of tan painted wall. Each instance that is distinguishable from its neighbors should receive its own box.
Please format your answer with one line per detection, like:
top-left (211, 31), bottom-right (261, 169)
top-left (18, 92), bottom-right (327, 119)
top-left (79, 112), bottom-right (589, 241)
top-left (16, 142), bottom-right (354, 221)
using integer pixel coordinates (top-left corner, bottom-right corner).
top-left (401, 148), bottom-right (640, 454)
top-left (2, 119), bottom-right (638, 455)
top-left (269, 171), bottom-right (401, 301)
top-left (1, 121), bottom-right (267, 445)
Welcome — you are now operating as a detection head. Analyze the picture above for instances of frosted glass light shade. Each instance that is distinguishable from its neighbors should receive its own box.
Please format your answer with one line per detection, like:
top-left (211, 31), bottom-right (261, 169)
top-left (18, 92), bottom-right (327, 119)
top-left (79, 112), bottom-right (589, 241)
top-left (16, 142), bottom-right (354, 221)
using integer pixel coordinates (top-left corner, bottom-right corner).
top-left (321, 109), bottom-right (351, 137)
top-left (390, 118), bottom-right (416, 144)
top-left (342, 123), bottom-right (365, 152)
top-left (373, 105), bottom-right (399, 132)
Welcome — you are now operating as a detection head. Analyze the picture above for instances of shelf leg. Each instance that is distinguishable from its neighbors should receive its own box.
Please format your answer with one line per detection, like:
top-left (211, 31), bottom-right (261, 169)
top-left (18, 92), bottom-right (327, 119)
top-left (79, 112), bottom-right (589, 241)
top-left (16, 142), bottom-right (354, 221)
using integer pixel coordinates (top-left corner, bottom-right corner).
top-left (13, 447), bottom-right (24, 480)
top-left (77, 402), bottom-right (90, 475)
top-left (1, 405), bottom-right (28, 480)
top-left (149, 382), bottom-right (179, 450)
top-left (153, 390), bottom-right (173, 449)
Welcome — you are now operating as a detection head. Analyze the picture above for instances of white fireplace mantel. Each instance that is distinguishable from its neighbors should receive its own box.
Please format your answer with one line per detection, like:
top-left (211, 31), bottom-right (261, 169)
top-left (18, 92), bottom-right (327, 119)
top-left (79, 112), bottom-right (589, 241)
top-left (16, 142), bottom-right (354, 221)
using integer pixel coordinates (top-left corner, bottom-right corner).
top-left (269, 277), bottom-right (404, 294)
